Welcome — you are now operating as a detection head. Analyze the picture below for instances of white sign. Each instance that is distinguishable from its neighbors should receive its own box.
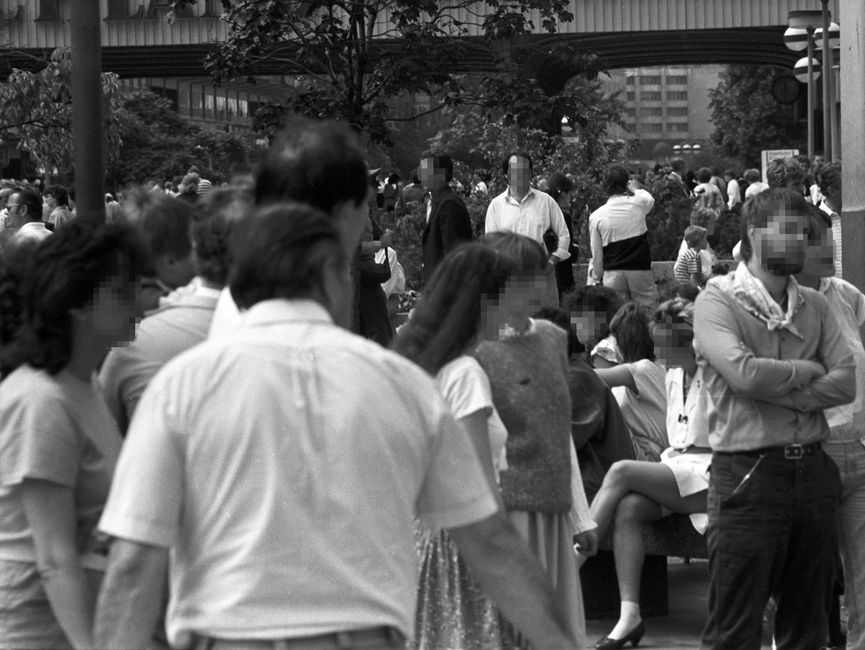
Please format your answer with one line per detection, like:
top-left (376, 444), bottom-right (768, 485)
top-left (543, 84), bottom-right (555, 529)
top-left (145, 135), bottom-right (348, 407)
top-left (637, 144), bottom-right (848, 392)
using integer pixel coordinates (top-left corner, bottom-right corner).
top-left (761, 149), bottom-right (799, 183)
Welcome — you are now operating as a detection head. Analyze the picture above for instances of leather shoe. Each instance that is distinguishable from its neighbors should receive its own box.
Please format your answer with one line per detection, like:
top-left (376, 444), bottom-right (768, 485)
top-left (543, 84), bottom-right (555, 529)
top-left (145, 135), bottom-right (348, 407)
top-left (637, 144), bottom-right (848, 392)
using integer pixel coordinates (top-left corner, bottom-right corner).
top-left (594, 621), bottom-right (646, 649)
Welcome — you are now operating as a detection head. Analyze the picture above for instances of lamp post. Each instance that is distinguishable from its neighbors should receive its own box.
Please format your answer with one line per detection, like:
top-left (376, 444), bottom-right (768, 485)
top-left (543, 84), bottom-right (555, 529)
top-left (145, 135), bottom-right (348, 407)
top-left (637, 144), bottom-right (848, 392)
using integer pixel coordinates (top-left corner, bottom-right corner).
top-left (815, 19), bottom-right (841, 160)
top-left (787, 11), bottom-right (824, 161)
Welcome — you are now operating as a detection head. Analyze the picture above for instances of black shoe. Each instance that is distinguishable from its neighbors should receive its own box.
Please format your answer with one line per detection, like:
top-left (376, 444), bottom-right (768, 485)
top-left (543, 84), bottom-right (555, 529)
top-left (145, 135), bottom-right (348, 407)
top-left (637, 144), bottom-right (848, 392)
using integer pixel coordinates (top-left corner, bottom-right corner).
top-left (595, 621), bottom-right (646, 649)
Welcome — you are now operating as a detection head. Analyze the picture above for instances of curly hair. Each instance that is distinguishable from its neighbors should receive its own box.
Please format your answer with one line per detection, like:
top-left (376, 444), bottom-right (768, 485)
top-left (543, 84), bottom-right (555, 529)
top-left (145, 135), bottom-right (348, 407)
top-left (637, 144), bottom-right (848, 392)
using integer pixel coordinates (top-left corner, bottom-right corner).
top-left (1, 220), bottom-right (146, 378)
top-left (562, 283), bottom-right (624, 346)
top-left (690, 206), bottom-right (717, 228)
top-left (766, 157), bottom-right (804, 190)
top-left (191, 186), bottom-right (253, 287)
top-left (482, 231), bottom-right (546, 275)
top-left (392, 244), bottom-right (514, 375)
top-left (609, 301), bottom-right (655, 364)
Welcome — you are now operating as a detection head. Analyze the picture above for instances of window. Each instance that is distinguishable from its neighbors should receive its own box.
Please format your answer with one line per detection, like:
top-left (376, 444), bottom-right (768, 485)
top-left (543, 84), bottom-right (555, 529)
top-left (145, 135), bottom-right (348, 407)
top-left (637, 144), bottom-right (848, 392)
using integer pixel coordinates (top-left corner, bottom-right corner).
top-left (643, 123), bottom-right (663, 133)
top-left (667, 106), bottom-right (689, 117)
top-left (625, 107), bottom-right (635, 117)
top-left (641, 91), bottom-right (662, 101)
top-left (640, 75), bottom-right (661, 84)
top-left (641, 107), bottom-right (662, 117)
top-left (666, 75), bottom-right (688, 85)
top-left (668, 123), bottom-right (689, 133)
top-left (626, 92), bottom-right (635, 102)
top-left (626, 76), bottom-right (635, 85)
top-left (667, 91), bottom-right (688, 101)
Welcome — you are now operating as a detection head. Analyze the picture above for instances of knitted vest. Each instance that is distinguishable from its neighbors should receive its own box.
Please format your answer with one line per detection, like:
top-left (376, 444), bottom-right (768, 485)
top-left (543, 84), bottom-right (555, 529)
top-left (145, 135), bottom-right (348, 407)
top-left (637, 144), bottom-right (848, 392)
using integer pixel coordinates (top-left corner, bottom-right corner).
top-left (474, 319), bottom-right (573, 514)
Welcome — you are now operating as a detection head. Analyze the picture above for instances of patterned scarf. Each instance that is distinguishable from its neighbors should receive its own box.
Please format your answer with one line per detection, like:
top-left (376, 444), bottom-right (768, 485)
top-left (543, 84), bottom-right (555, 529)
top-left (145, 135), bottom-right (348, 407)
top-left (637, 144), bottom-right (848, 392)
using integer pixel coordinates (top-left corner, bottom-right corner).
top-left (714, 262), bottom-right (804, 337)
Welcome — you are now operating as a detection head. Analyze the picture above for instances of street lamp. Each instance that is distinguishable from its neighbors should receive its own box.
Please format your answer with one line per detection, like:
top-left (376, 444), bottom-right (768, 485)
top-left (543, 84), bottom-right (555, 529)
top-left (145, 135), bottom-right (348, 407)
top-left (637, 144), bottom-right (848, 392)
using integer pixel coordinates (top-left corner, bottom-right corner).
top-left (787, 10), bottom-right (824, 161)
top-left (815, 20), bottom-right (841, 160)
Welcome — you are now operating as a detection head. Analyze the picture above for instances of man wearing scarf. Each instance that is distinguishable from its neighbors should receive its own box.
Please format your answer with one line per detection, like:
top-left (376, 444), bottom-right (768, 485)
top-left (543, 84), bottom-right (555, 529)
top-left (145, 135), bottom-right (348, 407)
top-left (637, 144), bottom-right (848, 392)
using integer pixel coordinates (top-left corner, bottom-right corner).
top-left (693, 188), bottom-right (855, 650)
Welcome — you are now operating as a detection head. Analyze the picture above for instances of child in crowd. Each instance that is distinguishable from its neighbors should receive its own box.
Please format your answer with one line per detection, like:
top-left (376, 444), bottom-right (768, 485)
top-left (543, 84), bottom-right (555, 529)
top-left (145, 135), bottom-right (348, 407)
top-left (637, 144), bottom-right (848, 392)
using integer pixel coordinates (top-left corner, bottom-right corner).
top-left (674, 226), bottom-right (708, 290)
top-left (565, 284), bottom-right (624, 368)
top-left (593, 302), bottom-right (668, 462)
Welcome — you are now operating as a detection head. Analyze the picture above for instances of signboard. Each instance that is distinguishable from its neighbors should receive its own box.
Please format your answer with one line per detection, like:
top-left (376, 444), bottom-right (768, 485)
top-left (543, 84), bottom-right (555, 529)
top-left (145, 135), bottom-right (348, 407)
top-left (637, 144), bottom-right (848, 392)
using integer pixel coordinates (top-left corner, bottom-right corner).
top-left (761, 149), bottom-right (799, 183)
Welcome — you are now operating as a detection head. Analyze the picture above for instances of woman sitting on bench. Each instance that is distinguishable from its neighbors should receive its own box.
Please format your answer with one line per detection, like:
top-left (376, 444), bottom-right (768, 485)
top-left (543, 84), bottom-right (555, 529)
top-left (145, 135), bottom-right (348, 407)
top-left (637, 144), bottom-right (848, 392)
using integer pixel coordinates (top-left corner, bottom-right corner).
top-left (587, 298), bottom-right (710, 649)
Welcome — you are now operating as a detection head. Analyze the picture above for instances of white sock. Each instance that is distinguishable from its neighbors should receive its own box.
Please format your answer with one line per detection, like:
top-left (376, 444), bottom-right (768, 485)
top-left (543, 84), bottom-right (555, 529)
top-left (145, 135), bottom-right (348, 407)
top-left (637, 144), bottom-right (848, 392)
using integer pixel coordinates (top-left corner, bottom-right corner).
top-left (608, 601), bottom-right (641, 640)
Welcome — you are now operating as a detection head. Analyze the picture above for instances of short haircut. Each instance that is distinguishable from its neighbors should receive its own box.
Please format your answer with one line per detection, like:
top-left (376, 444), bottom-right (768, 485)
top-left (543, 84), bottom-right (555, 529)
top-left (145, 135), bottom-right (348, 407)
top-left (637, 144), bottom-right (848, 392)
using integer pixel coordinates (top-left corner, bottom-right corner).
top-left (255, 118), bottom-right (368, 214)
top-left (738, 187), bottom-right (812, 262)
top-left (696, 167), bottom-right (713, 183)
top-left (535, 306), bottom-right (583, 357)
top-left (609, 301), bottom-right (655, 363)
top-left (603, 164), bottom-right (630, 196)
top-left (743, 169), bottom-right (762, 183)
top-left (562, 283), bottom-right (623, 344)
top-left (424, 151), bottom-right (454, 182)
top-left (13, 187), bottom-right (43, 222)
top-left (690, 206), bottom-right (716, 228)
top-left (683, 225), bottom-right (708, 248)
top-left (817, 162), bottom-right (841, 197)
top-left (44, 185), bottom-right (69, 207)
top-left (669, 158), bottom-right (685, 173)
top-left (766, 157), bottom-right (804, 189)
top-left (182, 173), bottom-right (200, 190)
top-left (387, 173), bottom-right (400, 184)
top-left (501, 151), bottom-right (533, 176)
top-left (120, 189), bottom-right (194, 270)
top-left (653, 297), bottom-right (695, 347)
top-left (191, 186), bottom-right (254, 287)
top-left (230, 202), bottom-right (346, 309)
top-left (724, 169), bottom-right (736, 178)
top-left (546, 172), bottom-right (574, 203)
top-left (482, 231), bottom-right (546, 275)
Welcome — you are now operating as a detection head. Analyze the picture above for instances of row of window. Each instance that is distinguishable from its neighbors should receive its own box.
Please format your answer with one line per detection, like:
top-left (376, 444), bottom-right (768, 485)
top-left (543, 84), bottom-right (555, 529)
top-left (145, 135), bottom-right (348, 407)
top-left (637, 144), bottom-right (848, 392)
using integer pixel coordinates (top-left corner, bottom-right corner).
top-left (625, 75), bottom-right (688, 86)
top-left (625, 91), bottom-right (689, 102)
top-left (627, 107), bottom-right (690, 117)
top-left (626, 122), bottom-right (690, 133)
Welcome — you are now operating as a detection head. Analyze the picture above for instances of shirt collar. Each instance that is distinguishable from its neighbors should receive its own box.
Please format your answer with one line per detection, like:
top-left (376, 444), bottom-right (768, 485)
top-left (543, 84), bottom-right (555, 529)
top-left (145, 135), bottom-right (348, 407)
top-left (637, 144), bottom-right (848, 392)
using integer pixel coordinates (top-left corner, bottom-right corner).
top-left (18, 221), bottom-right (48, 233)
top-left (819, 199), bottom-right (838, 218)
top-left (242, 298), bottom-right (334, 329)
top-left (504, 187), bottom-right (536, 206)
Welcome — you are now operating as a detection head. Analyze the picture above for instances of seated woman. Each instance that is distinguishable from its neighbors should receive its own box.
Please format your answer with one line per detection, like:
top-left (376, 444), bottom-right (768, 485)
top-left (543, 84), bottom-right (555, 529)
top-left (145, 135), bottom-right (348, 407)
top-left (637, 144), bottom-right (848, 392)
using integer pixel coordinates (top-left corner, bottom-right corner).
top-left (587, 298), bottom-right (710, 649)
top-left (594, 302), bottom-right (667, 463)
top-left (565, 284), bottom-right (624, 368)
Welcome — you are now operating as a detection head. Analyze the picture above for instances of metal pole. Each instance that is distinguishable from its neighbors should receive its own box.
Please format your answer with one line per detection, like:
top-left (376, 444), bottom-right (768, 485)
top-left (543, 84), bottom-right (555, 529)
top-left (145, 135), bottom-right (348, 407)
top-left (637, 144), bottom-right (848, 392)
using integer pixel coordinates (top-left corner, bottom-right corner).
top-left (821, 1), bottom-right (833, 161)
top-left (807, 32), bottom-right (815, 161)
top-left (70, 0), bottom-right (106, 222)
top-left (840, 0), bottom-right (865, 292)
top-left (829, 48), bottom-right (840, 161)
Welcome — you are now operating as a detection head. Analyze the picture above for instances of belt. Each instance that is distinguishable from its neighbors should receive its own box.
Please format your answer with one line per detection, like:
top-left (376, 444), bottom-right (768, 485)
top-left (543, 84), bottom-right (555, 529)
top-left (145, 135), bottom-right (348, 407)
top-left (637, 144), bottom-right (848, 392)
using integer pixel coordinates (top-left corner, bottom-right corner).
top-left (735, 442), bottom-right (821, 460)
top-left (191, 627), bottom-right (405, 650)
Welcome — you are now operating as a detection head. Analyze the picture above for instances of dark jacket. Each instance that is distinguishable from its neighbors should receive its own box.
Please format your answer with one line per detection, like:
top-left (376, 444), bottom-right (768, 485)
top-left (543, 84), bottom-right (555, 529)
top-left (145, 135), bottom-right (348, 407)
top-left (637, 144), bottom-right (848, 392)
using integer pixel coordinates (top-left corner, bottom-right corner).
top-left (422, 185), bottom-right (473, 284)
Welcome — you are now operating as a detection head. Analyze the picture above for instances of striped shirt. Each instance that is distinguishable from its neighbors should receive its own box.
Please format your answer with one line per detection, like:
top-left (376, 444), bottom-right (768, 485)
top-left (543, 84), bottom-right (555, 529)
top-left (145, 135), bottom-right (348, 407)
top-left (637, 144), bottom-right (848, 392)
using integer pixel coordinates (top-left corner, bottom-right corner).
top-left (820, 200), bottom-right (842, 279)
top-left (675, 247), bottom-right (703, 286)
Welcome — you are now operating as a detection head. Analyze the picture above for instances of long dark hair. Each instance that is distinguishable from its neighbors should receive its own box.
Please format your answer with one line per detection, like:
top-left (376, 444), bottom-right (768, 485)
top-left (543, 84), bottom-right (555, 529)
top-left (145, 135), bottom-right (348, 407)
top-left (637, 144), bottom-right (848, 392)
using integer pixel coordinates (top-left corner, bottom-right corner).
top-left (609, 301), bottom-right (655, 363)
top-left (393, 243), bottom-right (513, 375)
top-left (0, 220), bottom-right (146, 378)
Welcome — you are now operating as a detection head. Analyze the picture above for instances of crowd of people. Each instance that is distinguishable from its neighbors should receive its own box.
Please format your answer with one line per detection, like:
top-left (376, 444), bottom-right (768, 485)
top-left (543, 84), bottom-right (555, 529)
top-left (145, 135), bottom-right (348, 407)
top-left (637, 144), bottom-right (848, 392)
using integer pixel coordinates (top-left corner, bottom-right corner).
top-left (0, 118), bottom-right (861, 650)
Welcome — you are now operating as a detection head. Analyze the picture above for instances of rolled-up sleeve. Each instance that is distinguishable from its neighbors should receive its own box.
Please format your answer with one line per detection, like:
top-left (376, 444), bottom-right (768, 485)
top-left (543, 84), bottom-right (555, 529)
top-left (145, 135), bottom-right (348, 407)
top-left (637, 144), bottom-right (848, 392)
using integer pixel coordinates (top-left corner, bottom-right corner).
top-left (549, 201), bottom-right (571, 262)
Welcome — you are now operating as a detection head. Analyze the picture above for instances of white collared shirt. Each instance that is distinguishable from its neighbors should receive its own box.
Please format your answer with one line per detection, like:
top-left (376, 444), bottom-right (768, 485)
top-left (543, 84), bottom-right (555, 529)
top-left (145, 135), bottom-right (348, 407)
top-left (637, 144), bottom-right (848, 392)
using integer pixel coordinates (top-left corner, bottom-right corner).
top-left (820, 199), bottom-right (842, 279)
top-left (13, 221), bottom-right (52, 243)
top-left (588, 189), bottom-right (654, 280)
top-left (484, 187), bottom-right (571, 261)
top-left (100, 299), bottom-right (498, 646)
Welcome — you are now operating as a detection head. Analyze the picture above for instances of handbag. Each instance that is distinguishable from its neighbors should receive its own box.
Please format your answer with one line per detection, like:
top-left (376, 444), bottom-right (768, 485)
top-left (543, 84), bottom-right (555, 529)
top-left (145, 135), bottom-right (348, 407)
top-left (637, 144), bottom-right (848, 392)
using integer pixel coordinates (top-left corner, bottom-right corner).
top-left (360, 247), bottom-right (392, 286)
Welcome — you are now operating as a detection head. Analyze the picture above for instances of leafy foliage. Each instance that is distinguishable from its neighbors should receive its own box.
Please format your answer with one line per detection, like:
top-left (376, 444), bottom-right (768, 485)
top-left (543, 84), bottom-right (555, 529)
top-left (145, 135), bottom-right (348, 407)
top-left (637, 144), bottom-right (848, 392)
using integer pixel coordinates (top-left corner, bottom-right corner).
top-left (0, 48), bottom-right (127, 177)
top-left (106, 90), bottom-right (254, 187)
top-left (709, 65), bottom-right (807, 169)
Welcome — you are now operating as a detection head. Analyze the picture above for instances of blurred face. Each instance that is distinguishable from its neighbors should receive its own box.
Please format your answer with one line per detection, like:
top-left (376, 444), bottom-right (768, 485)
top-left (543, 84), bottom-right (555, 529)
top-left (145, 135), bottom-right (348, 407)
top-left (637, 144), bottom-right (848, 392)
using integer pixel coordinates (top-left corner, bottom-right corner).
top-left (84, 269), bottom-right (141, 348)
top-left (800, 224), bottom-right (836, 278)
top-left (481, 271), bottom-right (545, 338)
top-left (418, 158), bottom-right (447, 190)
top-left (507, 156), bottom-right (532, 195)
top-left (750, 205), bottom-right (809, 276)
top-left (6, 192), bottom-right (28, 229)
top-left (571, 307), bottom-right (607, 346)
top-left (652, 321), bottom-right (695, 370)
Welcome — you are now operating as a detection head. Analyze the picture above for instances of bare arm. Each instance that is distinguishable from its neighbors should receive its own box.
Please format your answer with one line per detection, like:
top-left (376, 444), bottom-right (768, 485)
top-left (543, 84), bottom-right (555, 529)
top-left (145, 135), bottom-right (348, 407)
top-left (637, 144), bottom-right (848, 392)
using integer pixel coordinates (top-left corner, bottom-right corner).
top-left (589, 215), bottom-right (604, 282)
top-left (21, 480), bottom-right (95, 650)
top-left (449, 512), bottom-right (577, 650)
top-left (94, 539), bottom-right (168, 650)
top-left (549, 200), bottom-right (571, 262)
top-left (459, 411), bottom-right (504, 508)
top-left (594, 364), bottom-right (637, 393)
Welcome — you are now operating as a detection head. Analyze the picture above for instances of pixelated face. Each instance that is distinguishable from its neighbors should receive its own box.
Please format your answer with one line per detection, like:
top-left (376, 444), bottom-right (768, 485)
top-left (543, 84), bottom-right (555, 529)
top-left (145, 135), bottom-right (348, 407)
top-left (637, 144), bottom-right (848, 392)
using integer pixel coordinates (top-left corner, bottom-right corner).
top-left (507, 156), bottom-right (532, 193)
top-left (652, 321), bottom-right (694, 369)
top-left (800, 224), bottom-right (836, 278)
top-left (571, 307), bottom-right (607, 346)
top-left (418, 158), bottom-right (447, 189)
top-left (482, 270), bottom-right (546, 338)
top-left (751, 205), bottom-right (809, 276)
top-left (86, 267), bottom-right (141, 346)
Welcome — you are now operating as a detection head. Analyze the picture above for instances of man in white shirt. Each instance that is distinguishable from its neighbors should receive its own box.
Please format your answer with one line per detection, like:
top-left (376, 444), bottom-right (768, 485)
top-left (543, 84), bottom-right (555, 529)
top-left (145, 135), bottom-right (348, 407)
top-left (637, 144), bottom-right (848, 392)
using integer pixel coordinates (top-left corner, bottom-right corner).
top-left (94, 162), bottom-right (577, 650)
top-left (743, 168), bottom-right (769, 200)
top-left (0, 186), bottom-right (13, 230)
top-left (724, 169), bottom-right (741, 211)
top-left (815, 161), bottom-right (842, 279)
top-left (484, 151), bottom-right (570, 306)
top-left (588, 164), bottom-right (658, 308)
top-left (6, 187), bottom-right (51, 244)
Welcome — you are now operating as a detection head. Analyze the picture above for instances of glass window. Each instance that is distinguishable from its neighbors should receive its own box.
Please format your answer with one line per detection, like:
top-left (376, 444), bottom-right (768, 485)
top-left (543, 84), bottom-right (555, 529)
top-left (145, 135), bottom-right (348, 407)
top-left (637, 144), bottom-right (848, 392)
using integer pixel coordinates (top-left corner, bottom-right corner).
top-left (666, 75), bottom-right (688, 85)
top-left (644, 123), bottom-right (663, 133)
top-left (640, 75), bottom-right (661, 84)
top-left (626, 92), bottom-right (635, 102)
top-left (641, 107), bottom-right (662, 117)
top-left (667, 107), bottom-right (689, 117)
top-left (626, 76), bottom-right (636, 85)
top-left (667, 91), bottom-right (688, 101)
top-left (641, 91), bottom-right (662, 101)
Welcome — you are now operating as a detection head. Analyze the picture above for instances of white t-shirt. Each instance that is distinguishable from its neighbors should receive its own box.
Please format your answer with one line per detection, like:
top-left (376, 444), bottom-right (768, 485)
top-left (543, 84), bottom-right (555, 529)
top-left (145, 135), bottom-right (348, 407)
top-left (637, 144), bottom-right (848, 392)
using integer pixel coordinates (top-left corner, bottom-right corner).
top-left (664, 367), bottom-right (710, 450)
top-left (436, 356), bottom-right (508, 478)
top-left (612, 359), bottom-right (668, 461)
top-left (744, 181), bottom-right (769, 200)
top-left (99, 299), bottom-right (499, 646)
top-left (0, 366), bottom-right (122, 569)
top-left (208, 286), bottom-right (243, 339)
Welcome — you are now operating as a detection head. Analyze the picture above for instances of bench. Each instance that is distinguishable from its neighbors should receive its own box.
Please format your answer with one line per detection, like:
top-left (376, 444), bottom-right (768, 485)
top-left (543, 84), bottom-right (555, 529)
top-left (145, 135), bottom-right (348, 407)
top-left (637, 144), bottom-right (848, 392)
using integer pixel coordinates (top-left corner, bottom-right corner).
top-left (582, 513), bottom-right (707, 619)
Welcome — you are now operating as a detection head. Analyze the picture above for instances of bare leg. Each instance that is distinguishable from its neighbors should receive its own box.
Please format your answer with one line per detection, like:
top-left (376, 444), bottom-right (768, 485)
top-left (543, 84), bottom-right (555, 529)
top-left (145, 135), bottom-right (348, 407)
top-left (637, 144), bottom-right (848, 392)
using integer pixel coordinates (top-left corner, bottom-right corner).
top-left (613, 493), bottom-right (664, 606)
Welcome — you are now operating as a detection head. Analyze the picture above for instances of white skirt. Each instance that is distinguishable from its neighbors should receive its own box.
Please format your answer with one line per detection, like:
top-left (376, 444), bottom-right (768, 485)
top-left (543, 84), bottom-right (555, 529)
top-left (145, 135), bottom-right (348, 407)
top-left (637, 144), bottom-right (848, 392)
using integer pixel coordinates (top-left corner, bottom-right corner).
top-left (660, 448), bottom-right (711, 534)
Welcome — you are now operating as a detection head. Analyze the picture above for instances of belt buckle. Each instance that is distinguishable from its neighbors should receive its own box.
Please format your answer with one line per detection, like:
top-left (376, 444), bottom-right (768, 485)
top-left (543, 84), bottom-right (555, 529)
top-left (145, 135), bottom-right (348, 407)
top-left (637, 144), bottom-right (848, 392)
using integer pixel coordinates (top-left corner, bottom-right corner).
top-left (784, 444), bottom-right (804, 460)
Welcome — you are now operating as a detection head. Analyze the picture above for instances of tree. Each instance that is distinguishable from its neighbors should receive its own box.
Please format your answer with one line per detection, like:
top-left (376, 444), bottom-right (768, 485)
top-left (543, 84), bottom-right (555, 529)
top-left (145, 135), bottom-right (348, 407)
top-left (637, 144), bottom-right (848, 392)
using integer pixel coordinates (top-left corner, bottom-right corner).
top-left (170, 0), bottom-right (608, 144)
top-left (709, 65), bottom-right (807, 169)
top-left (106, 90), bottom-right (253, 187)
top-left (0, 48), bottom-right (127, 179)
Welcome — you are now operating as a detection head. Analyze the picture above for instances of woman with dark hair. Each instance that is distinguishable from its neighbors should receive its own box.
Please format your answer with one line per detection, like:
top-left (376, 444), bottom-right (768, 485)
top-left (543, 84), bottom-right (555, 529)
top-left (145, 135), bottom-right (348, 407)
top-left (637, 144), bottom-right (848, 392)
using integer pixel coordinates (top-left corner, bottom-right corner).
top-left (394, 243), bottom-right (513, 650)
top-left (594, 302), bottom-right (667, 463)
top-left (564, 284), bottom-right (624, 368)
top-left (588, 299), bottom-right (710, 649)
top-left (473, 232), bottom-right (596, 650)
top-left (546, 173), bottom-right (578, 298)
top-left (43, 185), bottom-right (73, 228)
top-left (0, 220), bottom-right (145, 648)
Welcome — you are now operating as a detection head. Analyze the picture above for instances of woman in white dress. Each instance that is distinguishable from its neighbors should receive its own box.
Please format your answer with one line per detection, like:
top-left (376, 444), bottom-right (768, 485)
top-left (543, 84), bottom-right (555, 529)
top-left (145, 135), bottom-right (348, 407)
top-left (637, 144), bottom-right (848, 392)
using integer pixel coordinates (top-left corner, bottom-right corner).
top-left (588, 298), bottom-right (710, 649)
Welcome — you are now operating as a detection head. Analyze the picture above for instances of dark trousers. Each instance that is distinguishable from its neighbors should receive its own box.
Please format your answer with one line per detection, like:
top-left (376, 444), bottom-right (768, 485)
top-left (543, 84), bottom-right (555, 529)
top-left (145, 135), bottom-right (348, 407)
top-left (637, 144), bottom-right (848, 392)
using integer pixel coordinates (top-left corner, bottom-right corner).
top-left (700, 447), bottom-right (842, 650)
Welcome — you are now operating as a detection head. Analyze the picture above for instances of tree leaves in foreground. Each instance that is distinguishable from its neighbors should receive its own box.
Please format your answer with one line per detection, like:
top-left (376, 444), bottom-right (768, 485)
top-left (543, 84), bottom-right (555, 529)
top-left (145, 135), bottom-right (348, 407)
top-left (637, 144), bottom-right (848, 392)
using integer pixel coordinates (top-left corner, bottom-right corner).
top-left (709, 65), bottom-right (806, 169)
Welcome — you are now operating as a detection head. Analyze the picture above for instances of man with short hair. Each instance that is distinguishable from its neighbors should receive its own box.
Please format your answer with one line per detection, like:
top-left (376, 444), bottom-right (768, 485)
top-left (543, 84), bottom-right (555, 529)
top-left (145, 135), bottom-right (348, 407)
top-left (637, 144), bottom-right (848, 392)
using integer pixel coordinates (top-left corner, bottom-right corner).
top-left (816, 161), bottom-right (842, 278)
top-left (724, 169), bottom-right (741, 211)
top-left (189, 165), bottom-right (212, 196)
top-left (395, 169), bottom-right (425, 217)
top-left (694, 167), bottom-right (724, 215)
top-left (484, 151), bottom-right (570, 306)
top-left (765, 157), bottom-right (806, 195)
top-left (695, 187), bottom-right (855, 649)
top-left (743, 168), bottom-right (769, 200)
top-left (588, 163), bottom-right (657, 308)
top-left (6, 187), bottom-right (51, 243)
top-left (418, 151), bottom-right (473, 283)
top-left (0, 186), bottom-right (13, 230)
top-left (94, 201), bottom-right (579, 650)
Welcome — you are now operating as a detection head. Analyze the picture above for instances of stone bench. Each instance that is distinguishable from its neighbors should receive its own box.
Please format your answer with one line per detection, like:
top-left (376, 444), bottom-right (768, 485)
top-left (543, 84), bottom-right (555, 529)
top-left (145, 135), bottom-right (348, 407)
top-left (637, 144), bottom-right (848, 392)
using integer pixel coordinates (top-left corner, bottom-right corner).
top-left (583, 514), bottom-right (707, 619)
